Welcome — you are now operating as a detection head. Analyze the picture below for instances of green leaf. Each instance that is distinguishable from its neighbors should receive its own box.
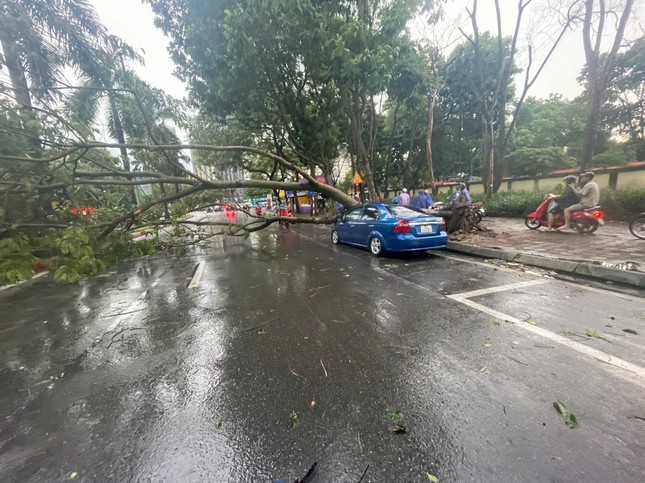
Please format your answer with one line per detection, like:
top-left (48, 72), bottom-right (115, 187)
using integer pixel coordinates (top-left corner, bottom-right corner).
top-left (215, 419), bottom-right (222, 429)
top-left (586, 329), bottom-right (612, 342)
top-left (387, 410), bottom-right (403, 421)
top-left (553, 401), bottom-right (579, 429)
top-left (70, 472), bottom-right (78, 479)
top-left (54, 265), bottom-right (81, 284)
top-left (289, 411), bottom-right (299, 428)
top-left (427, 474), bottom-right (439, 482)
top-left (484, 343), bottom-right (492, 349)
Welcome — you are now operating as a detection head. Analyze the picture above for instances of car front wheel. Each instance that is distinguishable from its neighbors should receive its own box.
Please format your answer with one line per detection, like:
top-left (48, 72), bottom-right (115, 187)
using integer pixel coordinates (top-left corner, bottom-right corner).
top-left (369, 236), bottom-right (383, 256)
top-left (331, 230), bottom-right (340, 244)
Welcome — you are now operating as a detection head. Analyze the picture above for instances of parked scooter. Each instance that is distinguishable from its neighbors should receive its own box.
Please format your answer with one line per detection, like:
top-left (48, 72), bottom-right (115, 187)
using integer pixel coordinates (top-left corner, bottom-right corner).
top-left (629, 212), bottom-right (645, 239)
top-left (525, 197), bottom-right (604, 233)
top-left (430, 201), bottom-right (485, 225)
top-left (470, 202), bottom-right (486, 224)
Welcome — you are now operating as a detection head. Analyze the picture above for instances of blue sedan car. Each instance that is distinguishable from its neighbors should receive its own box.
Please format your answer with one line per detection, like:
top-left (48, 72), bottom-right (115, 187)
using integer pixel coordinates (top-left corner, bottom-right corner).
top-left (331, 203), bottom-right (447, 256)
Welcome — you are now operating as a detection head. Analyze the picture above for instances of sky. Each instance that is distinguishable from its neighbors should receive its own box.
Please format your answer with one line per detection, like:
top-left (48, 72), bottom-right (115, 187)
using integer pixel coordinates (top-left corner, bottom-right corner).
top-left (90, 0), bottom-right (645, 102)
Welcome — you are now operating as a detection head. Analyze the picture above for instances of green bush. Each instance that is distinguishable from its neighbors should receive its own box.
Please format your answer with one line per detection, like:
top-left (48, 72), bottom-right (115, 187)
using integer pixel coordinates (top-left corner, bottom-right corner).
top-left (0, 227), bottom-right (163, 287)
top-left (472, 191), bottom-right (546, 217)
top-left (473, 188), bottom-right (645, 220)
top-left (598, 188), bottom-right (645, 219)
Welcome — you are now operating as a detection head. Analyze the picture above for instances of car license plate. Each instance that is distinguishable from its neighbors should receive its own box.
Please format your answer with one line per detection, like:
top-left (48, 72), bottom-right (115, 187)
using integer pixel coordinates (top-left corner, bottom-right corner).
top-left (420, 225), bottom-right (434, 234)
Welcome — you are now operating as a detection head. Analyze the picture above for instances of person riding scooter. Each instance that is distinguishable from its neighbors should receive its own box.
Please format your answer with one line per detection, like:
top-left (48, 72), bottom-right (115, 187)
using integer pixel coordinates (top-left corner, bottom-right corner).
top-left (560, 172), bottom-right (600, 230)
top-left (546, 175), bottom-right (579, 231)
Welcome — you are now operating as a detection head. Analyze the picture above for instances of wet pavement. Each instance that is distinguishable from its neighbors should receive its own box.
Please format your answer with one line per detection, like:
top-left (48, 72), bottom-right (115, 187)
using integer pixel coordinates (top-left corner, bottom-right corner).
top-left (1, 221), bottom-right (645, 482)
top-left (466, 217), bottom-right (645, 269)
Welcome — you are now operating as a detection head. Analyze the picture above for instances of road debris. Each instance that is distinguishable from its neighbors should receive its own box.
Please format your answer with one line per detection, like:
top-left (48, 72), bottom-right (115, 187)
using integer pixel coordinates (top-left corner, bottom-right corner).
top-left (289, 411), bottom-right (299, 428)
top-left (553, 402), bottom-right (579, 429)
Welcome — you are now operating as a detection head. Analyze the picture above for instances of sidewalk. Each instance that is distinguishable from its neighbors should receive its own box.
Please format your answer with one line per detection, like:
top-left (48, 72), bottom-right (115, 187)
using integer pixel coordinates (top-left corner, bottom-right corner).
top-left (447, 217), bottom-right (645, 288)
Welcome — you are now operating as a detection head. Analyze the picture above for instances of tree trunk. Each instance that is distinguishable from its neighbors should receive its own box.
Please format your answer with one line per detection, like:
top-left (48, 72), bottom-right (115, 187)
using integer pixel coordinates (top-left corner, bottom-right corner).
top-left (343, 91), bottom-right (378, 200)
top-left (493, 85), bottom-right (508, 193)
top-left (1, 37), bottom-right (32, 109)
top-left (108, 93), bottom-right (137, 205)
top-left (425, 91), bottom-right (438, 197)
top-left (482, 114), bottom-right (494, 196)
top-left (580, 0), bottom-right (635, 169)
top-left (581, 80), bottom-right (602, 170)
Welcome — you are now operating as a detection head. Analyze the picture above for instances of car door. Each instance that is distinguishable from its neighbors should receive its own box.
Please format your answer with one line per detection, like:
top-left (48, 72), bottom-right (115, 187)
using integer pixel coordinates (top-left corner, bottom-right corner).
top-left (339, 206), bottom-right (364, 244)
top-left (355, 205), bottom-right (381, 246)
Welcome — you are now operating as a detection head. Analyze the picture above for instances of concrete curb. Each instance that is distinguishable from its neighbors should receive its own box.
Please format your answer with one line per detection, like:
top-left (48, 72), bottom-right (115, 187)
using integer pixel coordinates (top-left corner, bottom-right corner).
top-left (446, 241), bottom-right (645, 289)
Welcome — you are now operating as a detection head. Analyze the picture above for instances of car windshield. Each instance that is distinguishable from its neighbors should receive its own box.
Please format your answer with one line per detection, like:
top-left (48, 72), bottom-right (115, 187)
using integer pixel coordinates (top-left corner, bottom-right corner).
top-left (386, 205), bottom-right (430, 219)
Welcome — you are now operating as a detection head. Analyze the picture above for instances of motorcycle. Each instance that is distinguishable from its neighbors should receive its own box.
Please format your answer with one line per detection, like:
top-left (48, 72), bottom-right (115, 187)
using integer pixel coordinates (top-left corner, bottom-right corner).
top-left (525, 197), bottom-right (604, 233)
top-left (629, 212), bottom-right (645, 239)
top-left (470, 202), bottom-right (486, 224)
top-left (429, 201), bottom-right (485, 225)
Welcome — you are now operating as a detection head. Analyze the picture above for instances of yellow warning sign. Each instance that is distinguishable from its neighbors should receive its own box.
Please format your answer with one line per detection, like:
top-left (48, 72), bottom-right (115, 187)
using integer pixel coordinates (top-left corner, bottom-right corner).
top-left (352, 171), bottom-right (364, 185)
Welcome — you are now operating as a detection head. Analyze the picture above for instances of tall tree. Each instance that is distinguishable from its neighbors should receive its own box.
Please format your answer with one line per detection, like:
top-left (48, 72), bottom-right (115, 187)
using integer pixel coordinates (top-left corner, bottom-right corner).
top-left (580, 0), bottom-right (635, 168)
top-left (0, 0), bottom-right (108, 108)
top-left (145, 0), bottom-right (439, 199)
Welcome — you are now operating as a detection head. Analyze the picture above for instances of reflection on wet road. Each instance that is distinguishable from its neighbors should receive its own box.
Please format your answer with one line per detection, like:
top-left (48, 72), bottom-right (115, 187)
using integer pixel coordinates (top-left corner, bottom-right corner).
top-left (1, 226), bottom-right (644, 482)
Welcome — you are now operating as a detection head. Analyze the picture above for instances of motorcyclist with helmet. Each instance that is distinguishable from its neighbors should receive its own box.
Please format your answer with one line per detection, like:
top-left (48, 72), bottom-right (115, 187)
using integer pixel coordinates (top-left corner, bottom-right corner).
top-left (560, 171), bottom-right (600, 231)
top-left (546, 175), bottom-right (579, 231)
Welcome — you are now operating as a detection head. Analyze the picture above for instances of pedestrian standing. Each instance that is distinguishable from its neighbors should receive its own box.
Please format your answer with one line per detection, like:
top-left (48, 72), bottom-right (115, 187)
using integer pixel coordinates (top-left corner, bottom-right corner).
top-left (411, 190), bottom-right (430, 209)
top-left (399, 188), bottom-right (411, 206)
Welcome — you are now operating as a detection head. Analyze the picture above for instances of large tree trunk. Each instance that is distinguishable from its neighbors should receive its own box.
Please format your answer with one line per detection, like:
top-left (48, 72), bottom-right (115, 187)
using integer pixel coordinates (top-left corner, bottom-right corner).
top-left (343, 91), bottom-right (378, 200)
top-left (1, 38), bottom-right (32, 109)
top-left (425, 91), bottom-right (438, 197)
top-left (1, 37), bottom-right (42, 156)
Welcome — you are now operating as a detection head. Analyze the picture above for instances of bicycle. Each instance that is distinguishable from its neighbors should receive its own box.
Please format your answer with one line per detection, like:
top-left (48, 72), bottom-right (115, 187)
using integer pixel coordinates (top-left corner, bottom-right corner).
top-left (629, 212), bottom-right (645, 239)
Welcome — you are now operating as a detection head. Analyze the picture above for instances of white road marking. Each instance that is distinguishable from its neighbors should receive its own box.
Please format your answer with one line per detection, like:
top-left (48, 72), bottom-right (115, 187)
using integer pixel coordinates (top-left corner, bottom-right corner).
top-left (448, 289), bottom-right (645, 387)
top-left (188, 262), bottom-right (205, 289)
top-left (434, 252), bottom-right (518, 271)
top-left (436, 252), bottom-right (645, 301)
top-left (450, 280), bottom-right (547, 300)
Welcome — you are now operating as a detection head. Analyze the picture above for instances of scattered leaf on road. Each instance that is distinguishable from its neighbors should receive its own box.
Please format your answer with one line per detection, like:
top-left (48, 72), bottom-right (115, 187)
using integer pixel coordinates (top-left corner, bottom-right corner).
top-left (484, 343), bottom-right (492, 349)
top-left (388, 410), bottom-right (403, 421)
top-left (586, 329), bottom-right (612, 342)
top-left (70, 472), bottom-right (78, 479)
top-left (528, 319), bottom-right (537, 326)
top-left (215, 419), bottom-right (222, 429)
top-left (257, 328), bottom-right (267, 335)
top-left (290, 411), bottom-right (299, 428)
top-left (427, 474), bottom-right (439, 482)
top-left (623, 328), bottom-right (638, 335)
top-left (553, 401), bottom-right (579, 429)
top-left (491, 319), bottom-right (500, 326)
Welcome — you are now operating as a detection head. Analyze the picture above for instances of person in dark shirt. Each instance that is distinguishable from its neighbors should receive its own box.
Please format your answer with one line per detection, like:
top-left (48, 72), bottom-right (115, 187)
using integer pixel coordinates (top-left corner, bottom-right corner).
top-left (547, 175), bottom-right (579, 231)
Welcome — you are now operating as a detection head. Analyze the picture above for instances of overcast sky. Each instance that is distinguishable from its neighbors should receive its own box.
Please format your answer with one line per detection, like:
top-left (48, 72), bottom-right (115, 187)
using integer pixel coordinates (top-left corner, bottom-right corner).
top-left (90, 0), bottom-right (644, 102)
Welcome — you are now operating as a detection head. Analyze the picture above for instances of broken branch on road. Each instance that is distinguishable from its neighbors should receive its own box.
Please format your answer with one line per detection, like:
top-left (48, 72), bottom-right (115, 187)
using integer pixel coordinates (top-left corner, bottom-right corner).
top-left (234, 317), bottom-right (280, 335)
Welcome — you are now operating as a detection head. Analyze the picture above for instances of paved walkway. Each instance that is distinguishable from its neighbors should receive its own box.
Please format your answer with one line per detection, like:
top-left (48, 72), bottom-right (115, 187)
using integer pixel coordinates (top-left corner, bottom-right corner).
top-left (458, 217), bottom-right (644, 270)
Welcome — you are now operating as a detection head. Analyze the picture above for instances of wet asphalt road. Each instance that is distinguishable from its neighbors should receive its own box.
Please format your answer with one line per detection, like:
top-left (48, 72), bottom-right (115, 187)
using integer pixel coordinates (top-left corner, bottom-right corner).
top-left (1, 219), bottom-right (645, 482)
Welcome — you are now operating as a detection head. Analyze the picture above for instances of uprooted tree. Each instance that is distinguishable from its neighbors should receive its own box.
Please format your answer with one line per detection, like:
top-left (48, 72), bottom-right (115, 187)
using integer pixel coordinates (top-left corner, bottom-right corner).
top-left (0, 86), bottom-right (362, 284)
